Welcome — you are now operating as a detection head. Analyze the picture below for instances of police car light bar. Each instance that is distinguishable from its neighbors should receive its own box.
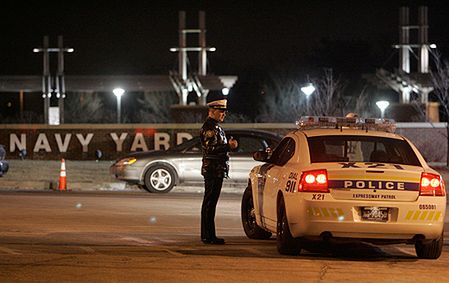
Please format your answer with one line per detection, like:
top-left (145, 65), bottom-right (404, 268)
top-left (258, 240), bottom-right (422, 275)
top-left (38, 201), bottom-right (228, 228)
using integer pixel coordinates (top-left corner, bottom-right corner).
top-left (296, 116), bottom-right (396, 132)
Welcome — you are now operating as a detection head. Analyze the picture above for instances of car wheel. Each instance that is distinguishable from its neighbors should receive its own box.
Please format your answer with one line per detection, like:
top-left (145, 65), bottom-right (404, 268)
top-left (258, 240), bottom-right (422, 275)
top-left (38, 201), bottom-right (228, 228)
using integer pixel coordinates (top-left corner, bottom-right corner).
top-left (415, 230), bottom-right (444, 259)
top-left (143, 165), bottom-right (176, 193)
top-left (277, 197), bottom-right (300, 255)
top-left (241, 185), bottom-right (272, 239)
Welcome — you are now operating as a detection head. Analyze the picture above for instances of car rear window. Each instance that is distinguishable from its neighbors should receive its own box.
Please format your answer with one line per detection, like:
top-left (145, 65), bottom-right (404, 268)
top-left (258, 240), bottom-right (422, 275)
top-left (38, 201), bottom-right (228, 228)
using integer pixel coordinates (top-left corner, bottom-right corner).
top-left (307, 135), bottom-right (421, 166)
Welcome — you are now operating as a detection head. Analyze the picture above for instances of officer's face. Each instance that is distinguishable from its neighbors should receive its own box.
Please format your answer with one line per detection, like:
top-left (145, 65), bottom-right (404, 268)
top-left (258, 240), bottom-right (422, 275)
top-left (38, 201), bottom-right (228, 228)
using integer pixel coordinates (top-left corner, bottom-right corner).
top-left (211, 109), bottom-right (227, 122)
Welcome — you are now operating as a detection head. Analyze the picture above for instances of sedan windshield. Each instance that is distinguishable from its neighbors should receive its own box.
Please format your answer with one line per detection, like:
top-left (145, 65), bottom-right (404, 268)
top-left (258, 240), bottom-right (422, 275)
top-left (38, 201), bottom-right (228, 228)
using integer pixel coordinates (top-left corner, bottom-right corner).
top-left (307, 135), bottom-right (421, 166)
top-left (169, 137), bottom-right (201, 152)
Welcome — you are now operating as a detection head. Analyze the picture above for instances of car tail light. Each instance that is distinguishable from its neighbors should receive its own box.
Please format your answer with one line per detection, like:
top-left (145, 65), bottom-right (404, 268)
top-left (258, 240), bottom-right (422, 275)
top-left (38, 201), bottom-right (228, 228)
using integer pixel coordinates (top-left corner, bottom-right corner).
top-left (420, 172), bottom-right (445, 196)
top-left (298, 169), bottom-right (329, 193)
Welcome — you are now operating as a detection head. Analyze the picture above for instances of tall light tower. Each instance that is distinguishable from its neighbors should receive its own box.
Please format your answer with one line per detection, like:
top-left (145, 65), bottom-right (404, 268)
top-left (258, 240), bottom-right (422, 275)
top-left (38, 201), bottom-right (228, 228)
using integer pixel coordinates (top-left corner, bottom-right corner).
top-left (396, 6), bottom-right (434, 105)
top-left (169, 11), bottom-right (216, 105)
top-left (33, 35), bottom-right (74, 124)
top-left (375, 6), bottom-right (438, 122)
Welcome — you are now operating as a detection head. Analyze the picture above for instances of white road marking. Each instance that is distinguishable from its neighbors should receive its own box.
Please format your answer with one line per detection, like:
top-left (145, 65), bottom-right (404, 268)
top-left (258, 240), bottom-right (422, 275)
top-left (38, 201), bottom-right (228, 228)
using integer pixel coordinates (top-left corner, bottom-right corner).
top-left (79, 246), bottom-right (96, 253)
top-left (395, 247), bottom-right (416, 256)
top-left (152, 236), bottom-right (178, 243)
top-left (241, 247), bottom-right (271, 257)
top-left (120, 236), bottom-right (154, 245)
top-left (0, 246), bottom-right (21, 255)
top-left (119, 236), bottom-right (184, 257)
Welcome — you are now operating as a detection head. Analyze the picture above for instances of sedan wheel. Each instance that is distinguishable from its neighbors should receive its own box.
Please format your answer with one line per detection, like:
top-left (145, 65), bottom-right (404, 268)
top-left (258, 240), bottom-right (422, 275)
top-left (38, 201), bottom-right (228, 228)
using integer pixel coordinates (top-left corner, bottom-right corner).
top-left (241, 185), bottom-right (272, 239)
top-left (415, 230), bottom-right (444, 259)
top-left (144, 165), bottom-right (176, 193)
top-left (277, 197), bottom-right (300, 255)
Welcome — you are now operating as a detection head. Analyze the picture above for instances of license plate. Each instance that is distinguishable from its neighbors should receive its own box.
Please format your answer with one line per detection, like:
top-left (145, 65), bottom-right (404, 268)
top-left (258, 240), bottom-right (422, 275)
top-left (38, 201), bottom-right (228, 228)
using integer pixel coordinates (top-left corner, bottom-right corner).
top-left (361, 207), bottom-right (389, 222)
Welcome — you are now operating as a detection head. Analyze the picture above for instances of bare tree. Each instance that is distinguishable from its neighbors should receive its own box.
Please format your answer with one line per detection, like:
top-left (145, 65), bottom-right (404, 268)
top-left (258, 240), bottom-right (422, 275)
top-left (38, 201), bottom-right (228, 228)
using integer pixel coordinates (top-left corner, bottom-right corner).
top-left (256, 69), bottom-right (348, 122)
top-left (225, 112), bottom-right (252, 123)
top-left (256, 74), bottom-right (306, 122)
top-left (309, 68), bottom-right (347, 116)
top-left (353, 85), bottom-right (377, 118)
top-left (430, 52), bottom-right (449, 166)
top-left (65, 92), bottom-right (105, 123)
top-left (136, 91), bottom-right (178, 123)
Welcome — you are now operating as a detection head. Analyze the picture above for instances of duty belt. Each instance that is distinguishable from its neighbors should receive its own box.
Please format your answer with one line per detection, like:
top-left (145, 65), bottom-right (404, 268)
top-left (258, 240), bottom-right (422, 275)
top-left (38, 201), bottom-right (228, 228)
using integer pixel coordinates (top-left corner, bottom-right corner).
top-left (203, 156), bottom-right (225, 160)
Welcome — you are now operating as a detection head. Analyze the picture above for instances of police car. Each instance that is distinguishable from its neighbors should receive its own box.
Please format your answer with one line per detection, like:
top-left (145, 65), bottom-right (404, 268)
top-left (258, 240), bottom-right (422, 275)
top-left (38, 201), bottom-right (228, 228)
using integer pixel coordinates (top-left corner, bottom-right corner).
top-left (241, 116), bottom-right (446, 259)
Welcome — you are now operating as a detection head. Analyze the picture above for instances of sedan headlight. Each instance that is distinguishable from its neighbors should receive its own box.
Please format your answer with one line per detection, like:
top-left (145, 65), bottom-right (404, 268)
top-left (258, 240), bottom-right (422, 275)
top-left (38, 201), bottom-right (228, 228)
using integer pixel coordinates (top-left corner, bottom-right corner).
top-left (117, 157), bottom-right (137, 166)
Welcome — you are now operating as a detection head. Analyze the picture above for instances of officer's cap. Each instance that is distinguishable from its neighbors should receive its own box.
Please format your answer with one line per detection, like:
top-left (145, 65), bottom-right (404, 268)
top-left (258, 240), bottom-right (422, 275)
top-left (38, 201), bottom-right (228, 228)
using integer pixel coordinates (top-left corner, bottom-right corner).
top-left (207, 99), bottom-right (227, 110)
top-left (345, 112), bottom-right (359, 118)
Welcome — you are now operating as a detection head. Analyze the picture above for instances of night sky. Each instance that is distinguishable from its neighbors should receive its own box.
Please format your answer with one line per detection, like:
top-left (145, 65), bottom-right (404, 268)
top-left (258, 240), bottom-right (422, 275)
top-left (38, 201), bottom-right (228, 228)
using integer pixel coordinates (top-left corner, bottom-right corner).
top-left (1, 1), bottom-right (449, 119)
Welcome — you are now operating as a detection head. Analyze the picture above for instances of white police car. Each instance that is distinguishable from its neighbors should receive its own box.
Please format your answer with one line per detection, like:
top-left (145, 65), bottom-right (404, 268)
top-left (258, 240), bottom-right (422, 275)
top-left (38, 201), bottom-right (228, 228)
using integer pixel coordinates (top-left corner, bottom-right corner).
top-left (241, 116), bottom-right (446, 259)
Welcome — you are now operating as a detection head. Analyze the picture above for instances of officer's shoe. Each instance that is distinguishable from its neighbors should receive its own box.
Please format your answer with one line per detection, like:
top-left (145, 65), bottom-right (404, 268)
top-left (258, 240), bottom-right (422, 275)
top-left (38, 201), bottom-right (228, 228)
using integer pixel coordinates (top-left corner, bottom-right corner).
top-left (202, 237), bottom-right (225, 245)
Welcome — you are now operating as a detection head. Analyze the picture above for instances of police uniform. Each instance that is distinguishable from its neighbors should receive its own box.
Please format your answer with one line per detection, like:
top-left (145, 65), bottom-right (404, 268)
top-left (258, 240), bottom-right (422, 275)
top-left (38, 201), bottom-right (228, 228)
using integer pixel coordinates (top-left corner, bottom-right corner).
top-left (200, 99), bottom-right (230, 245)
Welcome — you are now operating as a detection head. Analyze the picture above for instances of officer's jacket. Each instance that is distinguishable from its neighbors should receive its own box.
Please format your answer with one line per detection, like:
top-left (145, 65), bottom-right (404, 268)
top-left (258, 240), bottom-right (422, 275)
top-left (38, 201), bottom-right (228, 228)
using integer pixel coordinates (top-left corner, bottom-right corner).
top-left (200, 117), bottom-right (230, 178)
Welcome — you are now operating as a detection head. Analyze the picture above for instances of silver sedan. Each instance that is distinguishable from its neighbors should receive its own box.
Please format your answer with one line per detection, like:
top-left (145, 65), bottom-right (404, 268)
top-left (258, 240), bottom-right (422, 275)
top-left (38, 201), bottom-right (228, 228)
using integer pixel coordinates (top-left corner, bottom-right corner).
top-left (110, 129), bottom-right (282, 193)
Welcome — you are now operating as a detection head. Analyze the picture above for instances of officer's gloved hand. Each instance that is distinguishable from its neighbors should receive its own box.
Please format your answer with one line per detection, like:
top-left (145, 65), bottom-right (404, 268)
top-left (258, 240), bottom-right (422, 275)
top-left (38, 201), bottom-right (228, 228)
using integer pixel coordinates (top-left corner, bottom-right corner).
top-left (228, 137), bottom-right (238, 149)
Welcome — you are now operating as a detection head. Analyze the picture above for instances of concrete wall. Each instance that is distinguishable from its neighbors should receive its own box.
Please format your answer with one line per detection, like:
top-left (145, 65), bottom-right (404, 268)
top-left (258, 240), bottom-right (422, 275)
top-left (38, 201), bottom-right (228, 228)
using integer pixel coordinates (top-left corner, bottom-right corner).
top-left (396, 123), bottom-right (447, 164)
top-left (0, 123), bottom-right (447, 163)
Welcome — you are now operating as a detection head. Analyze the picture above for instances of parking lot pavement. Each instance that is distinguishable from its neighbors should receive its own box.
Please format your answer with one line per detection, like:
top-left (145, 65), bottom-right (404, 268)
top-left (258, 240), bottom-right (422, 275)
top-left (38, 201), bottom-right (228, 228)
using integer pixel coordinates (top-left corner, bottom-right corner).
top-left (0, 160), bottom-right (246, 194)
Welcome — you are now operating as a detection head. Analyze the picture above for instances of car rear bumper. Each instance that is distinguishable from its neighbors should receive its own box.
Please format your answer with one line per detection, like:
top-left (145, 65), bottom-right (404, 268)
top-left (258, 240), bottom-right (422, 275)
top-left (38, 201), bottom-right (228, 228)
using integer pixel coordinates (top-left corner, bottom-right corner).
top-left (286, 193), bottom-right (446, 241)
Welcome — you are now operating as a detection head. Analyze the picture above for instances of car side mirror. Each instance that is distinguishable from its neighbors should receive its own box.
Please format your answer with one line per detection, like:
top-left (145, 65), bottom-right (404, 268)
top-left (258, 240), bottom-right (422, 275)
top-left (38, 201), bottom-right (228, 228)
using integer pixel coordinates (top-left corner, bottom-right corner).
top-left (253, 150), bottom-right (269, 162)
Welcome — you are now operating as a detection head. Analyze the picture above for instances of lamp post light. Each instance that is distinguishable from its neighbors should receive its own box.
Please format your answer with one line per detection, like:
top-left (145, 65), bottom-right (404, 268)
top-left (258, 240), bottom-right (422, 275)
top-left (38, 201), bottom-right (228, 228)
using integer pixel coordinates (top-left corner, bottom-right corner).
top-left (113, 88), bottom-right (125, 123)
top-left (301, 83), bottom-right (316, 110)
top-left (376, 100), bottom-right (390, 119)
top-left (222, 87), bottom-right (230, 96)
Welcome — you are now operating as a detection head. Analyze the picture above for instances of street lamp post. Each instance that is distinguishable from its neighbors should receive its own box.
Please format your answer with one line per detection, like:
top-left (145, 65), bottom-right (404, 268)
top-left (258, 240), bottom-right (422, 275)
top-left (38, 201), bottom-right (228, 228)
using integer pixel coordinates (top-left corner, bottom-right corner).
top-left (301, 83), bottom-right (316, 111)
top-left (113, 88), bottom-right (125, 123)
top-left (376, 100), bottom-right (390, 119)
top-left (222, 87), bottom-right (230, 96)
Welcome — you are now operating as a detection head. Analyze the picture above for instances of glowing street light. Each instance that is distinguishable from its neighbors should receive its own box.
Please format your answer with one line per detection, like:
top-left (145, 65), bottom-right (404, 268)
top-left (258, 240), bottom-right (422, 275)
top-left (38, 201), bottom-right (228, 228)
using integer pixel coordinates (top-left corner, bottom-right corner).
top-left (301, 83), bottom-right (316, 97)
top-left (376, 100), bottom-right (390, 119)
top-left (301, 83), bottom-right (315, 111)
top-left (113, 87), bottom-right (125, 123)
top-left (222, 87), bottom-right (230, 96)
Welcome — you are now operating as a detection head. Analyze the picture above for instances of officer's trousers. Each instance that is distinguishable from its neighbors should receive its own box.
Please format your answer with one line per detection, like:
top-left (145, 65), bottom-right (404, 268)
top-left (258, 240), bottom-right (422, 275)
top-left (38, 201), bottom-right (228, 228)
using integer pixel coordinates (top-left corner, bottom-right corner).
top-left (201, 176), bottom-right (224, 240)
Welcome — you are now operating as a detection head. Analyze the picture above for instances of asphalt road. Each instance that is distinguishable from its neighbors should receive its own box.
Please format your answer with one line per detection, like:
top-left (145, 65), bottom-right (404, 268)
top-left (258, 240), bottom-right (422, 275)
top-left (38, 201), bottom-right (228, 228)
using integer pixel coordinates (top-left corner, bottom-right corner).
top-left (1, 191), bottom-right (449, 283)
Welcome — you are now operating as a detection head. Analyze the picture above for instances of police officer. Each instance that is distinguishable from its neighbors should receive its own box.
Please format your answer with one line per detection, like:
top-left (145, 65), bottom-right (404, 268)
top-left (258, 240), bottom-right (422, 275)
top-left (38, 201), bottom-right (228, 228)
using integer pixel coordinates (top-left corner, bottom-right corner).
top-left (200, 99), bottom-right (238, 244)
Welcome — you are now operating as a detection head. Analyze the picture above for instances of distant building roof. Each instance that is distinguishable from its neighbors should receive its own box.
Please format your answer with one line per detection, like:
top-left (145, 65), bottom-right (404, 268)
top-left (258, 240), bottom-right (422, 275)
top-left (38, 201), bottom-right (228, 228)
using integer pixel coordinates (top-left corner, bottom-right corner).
top-left (0, 74), bottom-right (234, 93)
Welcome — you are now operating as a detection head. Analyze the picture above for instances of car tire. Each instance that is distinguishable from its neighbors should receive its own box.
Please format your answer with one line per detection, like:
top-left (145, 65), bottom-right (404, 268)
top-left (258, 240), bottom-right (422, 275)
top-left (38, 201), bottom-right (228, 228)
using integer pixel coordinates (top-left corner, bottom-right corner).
top-left (143, 164), bottom-right (176, 193)
top-left (277, 197), bottom-right (300, 255)
top-left (415, 230), bottom-right (444, 259)
top-left (241, 185), bottom-right (272, 239)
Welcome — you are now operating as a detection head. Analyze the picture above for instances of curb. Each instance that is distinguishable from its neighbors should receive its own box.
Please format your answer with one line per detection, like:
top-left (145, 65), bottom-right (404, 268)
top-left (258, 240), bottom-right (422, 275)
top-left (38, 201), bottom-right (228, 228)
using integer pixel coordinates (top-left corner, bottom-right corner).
top-left (1, 160), bottom-right (246, 194)
top-left (0, 180), bottom-right (245, 194)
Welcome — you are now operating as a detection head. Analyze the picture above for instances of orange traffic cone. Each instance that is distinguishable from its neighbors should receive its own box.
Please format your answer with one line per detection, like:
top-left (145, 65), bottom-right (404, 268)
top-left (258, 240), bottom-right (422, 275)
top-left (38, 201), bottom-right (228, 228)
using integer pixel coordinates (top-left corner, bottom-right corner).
top-left (58, 159), bottom-right (67, 191)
